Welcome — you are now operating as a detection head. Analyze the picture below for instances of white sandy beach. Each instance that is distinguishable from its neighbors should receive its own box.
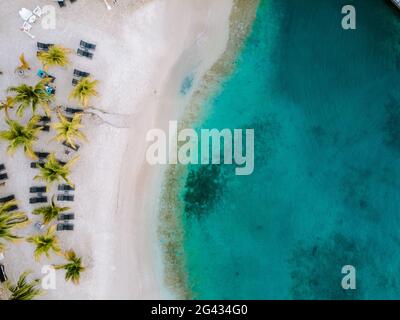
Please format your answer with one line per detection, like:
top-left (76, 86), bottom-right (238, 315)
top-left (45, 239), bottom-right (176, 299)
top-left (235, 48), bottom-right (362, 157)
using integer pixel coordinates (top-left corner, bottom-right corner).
top-left (0, 0), bottom-right (233, 299)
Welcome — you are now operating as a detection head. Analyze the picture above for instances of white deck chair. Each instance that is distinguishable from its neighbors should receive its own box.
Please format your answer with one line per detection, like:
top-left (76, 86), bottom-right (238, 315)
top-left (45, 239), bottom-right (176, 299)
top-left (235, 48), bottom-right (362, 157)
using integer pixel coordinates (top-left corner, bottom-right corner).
top-left (21, 22), bottom-right (35, 39)
top-left (19, 8), bottom-right (37, 23)
top-left (33, 6), bottom-right (42, 17)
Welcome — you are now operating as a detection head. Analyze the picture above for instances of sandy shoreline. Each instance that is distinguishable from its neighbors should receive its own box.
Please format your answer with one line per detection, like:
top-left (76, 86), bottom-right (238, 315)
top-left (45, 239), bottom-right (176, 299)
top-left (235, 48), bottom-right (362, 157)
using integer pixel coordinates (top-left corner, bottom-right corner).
top-left (0, 0), bottom-right (234, 299)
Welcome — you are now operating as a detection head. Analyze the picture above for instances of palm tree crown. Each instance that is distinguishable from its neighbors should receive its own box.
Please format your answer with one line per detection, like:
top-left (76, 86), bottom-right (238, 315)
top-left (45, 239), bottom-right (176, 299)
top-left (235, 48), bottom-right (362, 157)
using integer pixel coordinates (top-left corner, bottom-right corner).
top-left (0, 96), bottom-right (14, 118)
top-left (37, 45), bottom-right (71, 70)
top-left (8, 79), bottom-right (53, 117)
top-left (0, 200), bottom-right (29, 252)
top-left (32, 195), bottom-right (70, 225)
top-left (17, 53), bottom-right (31, 71)
top-left (55, 250), bottom-right (85, 284)
top-left (0, 115), bottom-right (42, 159)
top-left (34, 153), bottom-right (79, 188)
top-left (7, 271), bottom-right (42, 300)
top-left (69, 77), bottom-right (98, 108)
top-left (27, 225), bottom-right (61, 261)
top-left (52, 110), bottom-right (87, 148)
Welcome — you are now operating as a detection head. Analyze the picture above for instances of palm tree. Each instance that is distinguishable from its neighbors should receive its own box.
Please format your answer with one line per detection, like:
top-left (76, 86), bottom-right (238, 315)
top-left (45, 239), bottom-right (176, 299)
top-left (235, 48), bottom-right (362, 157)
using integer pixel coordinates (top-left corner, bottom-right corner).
top-left (69, 77), bottom-right (98, 108)
top-left (27, 225), bottom-right (62, 261)
top-left (52, 109), bottom-right (87, 148)
top-left (54, 250), bottom-right (85, 284)
top-left (7, 271), bottom-right (42, 300)
top-left (0, 200), bottom-right (29, 252)
top-left (16, 53), bottom-right (31, 72)
top-left (32, 195), bottom-right (70, 225)
top-left (0, 96), bottom-right (14, 118)
top-left (8, 79), bottom-right (53, 117)
top-left (34, 153), bottom-right (79, 188)
top-left (0, 115), bottom-right (42, 160)
top-left (37, 45), bottom-right (71, 70)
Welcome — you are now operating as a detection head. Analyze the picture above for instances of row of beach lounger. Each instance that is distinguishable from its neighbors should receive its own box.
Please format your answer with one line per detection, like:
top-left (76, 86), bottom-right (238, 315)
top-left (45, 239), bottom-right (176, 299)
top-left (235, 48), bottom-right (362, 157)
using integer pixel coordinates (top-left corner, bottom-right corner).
top-left (29, 184), bottom-right (75, 203)
top-left (0, 164), bottom-right (8, 184)
top-left (37, 40), bottom-right (96, 59)
top-left (0, 195), bottom-right (18, 212)
top-left (57, 0), bottom-right (78, 8)
top-left (29, 183), bottom-right (76, 231)
top-left (77, 40), bottom-right (96, 59)
top-left (0, 264), bottom-right (7, 283)
top-left (72, 68), bottom-right (90, 87)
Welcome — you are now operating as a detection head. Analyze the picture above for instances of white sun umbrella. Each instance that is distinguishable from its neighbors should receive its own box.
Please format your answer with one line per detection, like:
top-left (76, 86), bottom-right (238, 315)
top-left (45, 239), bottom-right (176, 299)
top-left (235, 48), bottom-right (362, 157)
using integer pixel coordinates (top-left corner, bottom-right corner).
top-left (19, 8), bottom-right (33, 21)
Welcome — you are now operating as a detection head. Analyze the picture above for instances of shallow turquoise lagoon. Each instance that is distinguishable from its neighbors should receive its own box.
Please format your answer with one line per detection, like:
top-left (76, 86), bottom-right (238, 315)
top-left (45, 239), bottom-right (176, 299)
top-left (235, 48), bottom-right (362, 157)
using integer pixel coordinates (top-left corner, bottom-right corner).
top-left (180, 0), bottom-right (400, 299)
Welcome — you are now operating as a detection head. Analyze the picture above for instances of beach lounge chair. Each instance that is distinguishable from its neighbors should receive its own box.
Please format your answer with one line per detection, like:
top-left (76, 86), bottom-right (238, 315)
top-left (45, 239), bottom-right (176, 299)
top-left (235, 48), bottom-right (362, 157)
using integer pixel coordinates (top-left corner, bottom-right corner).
top-left (19, 8), bottom-right (36, 23)
top-left (35, 151), bottom-right (49, 159)
top-left (77, 48), bottom-right (93, 59)
top-left (58, 213), bottom-right (75, 220)
top-left (34, 124), bottom-right (50, 132)
top-left (62, 141), bottom-right (80, 151)
top-left (80, 40), bottom-right (96, 51)
top-left (31, 162), bottom-right (40, 169)
top-left (36, 116), bottom-right (51, 132)
top-left (37, 42), bottom-right (53, 51)
top-left (57, 222), bottom-right (74, 231)
top-left (39, 116), bottom-right (51, 123)
top-left (30, 186), bottom-right (47, 193)
top-left (72, 78), bottom-right (79, 86)
top-left (21, 22), bottom-right (35, 39)
top-left (0, 164), bottom-right (5, 171)
top-left (58, 184), bottom-right (75, 191)
top-left (29, 197), bottom-right (48, 204)
top-left (65, 107), bottom-right (84, 114)
top-left (41, 125), bottom-right (50, 132)
top-left (0, 173), bottom-right (8, 181)
top-left (0, 264), bottom-right (7, 283)
top-left (33, 6), bottom-right (42, 17)
top-left (0, 195), bottom-right (15, 203)
top-left (73, 69), bottom-right (90, 78)
top-left (57, 195), bottom-right (74, 202)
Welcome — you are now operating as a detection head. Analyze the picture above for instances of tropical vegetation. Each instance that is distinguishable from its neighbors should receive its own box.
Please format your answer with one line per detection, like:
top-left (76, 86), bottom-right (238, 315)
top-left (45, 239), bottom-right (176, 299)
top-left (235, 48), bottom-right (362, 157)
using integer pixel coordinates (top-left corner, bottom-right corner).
top-left (8, 79), bottom-right (53, 116)
top-left (52, 109), bottom-right (87, 148)
top-left (54, 250), bottom-right (85, 284)
top-left (37, 45), bottom-right (71, 70)
top-left (32, 196), bottom-right (70, 225)
top-left (16, 53), bottom-right (31, 72)
top-left (0, 200), bottom-right (29, 252)
top-left (0, 115), bottom-right (42, 159)
top-left (27, 225), bottom-right (62, 261)
top-left (0, 96), bottom-right (14, 118)
top-left (6, 271), bottom-right (42, 300)
top-left (69, 77), bottom-right (98, 107)
top-left (34, 153), bottom-right (79, 188)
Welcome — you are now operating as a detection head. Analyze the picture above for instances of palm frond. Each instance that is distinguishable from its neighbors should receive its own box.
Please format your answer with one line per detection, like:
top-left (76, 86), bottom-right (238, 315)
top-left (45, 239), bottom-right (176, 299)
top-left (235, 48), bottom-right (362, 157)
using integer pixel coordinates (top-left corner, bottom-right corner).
top-left (7, 271), bottom-right (42, 300)
top-left (69, 77), bottom-right (98, 108)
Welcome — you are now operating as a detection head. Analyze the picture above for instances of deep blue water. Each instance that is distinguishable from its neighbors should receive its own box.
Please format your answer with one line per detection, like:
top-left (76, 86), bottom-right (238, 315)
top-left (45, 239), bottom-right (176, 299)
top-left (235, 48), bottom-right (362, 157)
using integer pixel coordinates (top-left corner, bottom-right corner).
top-left (180, 0), bottom-right (400, 299)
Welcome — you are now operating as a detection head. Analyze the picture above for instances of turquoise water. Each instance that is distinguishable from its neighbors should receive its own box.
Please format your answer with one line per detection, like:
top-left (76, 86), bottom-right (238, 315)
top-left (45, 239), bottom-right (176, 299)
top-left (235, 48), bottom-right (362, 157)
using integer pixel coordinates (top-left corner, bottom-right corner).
top-left (179, 0), bottom-right (400, 299)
